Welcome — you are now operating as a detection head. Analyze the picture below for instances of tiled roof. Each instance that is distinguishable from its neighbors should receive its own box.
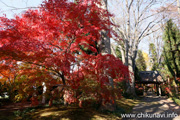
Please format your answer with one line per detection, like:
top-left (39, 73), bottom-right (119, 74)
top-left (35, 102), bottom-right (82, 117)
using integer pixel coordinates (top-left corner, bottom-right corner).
top-left (138, 71), bottom-right (164, 83)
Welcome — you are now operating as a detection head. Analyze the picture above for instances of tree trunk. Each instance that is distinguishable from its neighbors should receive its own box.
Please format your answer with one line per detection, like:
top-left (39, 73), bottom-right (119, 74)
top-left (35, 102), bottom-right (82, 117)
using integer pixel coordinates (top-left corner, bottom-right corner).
top-left (127, 58), bottom-right (136, 96)
top-left (42, 82), bottom-right (46, 104)
top-left (173, 79), bottom-right (179, 95)
top-left (119, 45), bottom-right (125, 64)
top-left (168, 76), bottom-right (171, 90)
top-left (158, 84), bottom-right (161, 96)
top-left (100, 0), bottom-right (116, 110)
top-left (177, 0), bottom-right (180, 14)
top-left (111, 45), bottom-right (117, 57)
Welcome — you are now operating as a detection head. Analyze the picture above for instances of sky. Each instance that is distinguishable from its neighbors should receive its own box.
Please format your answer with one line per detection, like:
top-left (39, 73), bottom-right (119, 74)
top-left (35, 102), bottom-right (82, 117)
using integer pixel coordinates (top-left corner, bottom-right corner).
top-left (0, 0), bottom-right (43, 18)
top-left (0, 0), bottom-right (152, 54)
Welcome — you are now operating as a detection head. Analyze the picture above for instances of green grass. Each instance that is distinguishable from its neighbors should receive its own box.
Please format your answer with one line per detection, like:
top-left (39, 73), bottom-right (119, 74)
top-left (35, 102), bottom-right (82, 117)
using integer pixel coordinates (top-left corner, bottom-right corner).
top-left (116, 97), bottom-right (141, 113)
top-left (172, 97), bottom-right (180, 105)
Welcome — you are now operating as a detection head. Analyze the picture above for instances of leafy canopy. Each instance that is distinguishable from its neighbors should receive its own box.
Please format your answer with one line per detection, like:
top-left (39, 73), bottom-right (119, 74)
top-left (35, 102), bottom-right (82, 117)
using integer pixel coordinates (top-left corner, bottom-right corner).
top-left (0, 0), bottom-right (128, 105)
top-left (161, 19), bottom-right (180, 81)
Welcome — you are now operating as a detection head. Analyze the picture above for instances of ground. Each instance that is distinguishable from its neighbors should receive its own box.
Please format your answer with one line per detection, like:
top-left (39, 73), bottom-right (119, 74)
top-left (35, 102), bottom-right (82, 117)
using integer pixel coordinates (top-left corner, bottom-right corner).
top-left (122, 92), bottom-right (180, 120)
top-left (0, 92), bottom-right (179, 120)
top-left (0, 98), bottom-right (140, 120)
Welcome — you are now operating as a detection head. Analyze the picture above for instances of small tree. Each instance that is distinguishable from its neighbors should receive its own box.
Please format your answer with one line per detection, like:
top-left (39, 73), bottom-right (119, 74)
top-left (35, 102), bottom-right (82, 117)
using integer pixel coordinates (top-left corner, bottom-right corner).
top-left (149, 43), bottom-right (159, 71)
top-left (136, 50), bottom-right (147, 71)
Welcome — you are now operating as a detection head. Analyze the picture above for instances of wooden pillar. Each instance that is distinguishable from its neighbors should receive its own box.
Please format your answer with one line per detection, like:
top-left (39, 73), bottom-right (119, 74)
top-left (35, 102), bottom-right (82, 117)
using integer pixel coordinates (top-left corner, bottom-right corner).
top-left (153, 84), bottom-right (155, 92)
top-left (156, 83), bottom-right (159, 96)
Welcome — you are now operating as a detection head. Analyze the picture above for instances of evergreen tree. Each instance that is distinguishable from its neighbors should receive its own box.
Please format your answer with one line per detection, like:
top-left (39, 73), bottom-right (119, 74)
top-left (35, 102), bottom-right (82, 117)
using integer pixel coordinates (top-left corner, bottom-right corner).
top-left (149, 43), bottom-right (158, 71)
top-left (115, 46), bottom-right (122, 60)
top-left (162, 19), bottom-right (180, 79)
top-left (136, 50), bottom-right (147, 71)
top-left (162, 19), bottom-right (180, 94)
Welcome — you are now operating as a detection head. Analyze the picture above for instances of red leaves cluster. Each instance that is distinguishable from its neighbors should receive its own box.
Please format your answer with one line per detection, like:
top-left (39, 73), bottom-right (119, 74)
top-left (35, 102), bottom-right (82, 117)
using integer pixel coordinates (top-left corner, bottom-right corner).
top-left (0, 0), bottom-right (128, 105)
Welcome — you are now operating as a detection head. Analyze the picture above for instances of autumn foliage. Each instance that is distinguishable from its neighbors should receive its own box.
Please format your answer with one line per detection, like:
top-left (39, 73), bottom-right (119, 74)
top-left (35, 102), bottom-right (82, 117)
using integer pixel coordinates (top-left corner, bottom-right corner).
top-left (0, 0), bottom-right (129, 106)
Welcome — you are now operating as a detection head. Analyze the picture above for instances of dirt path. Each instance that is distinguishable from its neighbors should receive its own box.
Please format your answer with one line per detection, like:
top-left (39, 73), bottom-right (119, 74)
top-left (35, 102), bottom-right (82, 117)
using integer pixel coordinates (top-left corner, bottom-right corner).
top-left (122, 92), bottom-right (180, 120)
top-left (0, 102), bottom-right (31, 112)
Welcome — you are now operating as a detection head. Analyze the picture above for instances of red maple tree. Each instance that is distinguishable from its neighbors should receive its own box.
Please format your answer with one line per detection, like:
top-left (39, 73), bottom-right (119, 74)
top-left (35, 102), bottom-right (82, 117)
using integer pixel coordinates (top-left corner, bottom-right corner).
top-left (0, 0), bottom-right (129, 106)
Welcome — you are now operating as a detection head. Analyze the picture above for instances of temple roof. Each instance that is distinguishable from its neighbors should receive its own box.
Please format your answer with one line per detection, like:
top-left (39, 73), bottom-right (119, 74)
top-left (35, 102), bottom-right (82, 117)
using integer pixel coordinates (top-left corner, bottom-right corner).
top-left (137, 71), bottom-right (164, 84)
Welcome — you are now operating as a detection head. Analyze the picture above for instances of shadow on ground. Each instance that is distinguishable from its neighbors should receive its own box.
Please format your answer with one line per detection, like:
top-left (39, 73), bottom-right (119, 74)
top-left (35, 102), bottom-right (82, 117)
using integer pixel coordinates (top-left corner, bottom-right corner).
top-left (122, 92), bottom-right (180, 120)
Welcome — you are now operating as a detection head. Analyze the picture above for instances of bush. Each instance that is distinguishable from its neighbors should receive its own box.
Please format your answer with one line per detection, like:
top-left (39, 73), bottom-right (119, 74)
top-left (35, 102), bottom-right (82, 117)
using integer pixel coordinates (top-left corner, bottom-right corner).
top-left (13, 107), bottom-right (36, 119)
top-left (135, 85), bottom-right (143, 96)
top-left (160, 84), bottom-right (169, 96)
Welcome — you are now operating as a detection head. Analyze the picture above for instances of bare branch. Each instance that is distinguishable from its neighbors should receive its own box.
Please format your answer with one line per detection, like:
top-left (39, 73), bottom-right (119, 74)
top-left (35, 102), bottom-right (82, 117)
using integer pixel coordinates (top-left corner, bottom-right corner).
top-left (0, 0), bottom-right (40, 11)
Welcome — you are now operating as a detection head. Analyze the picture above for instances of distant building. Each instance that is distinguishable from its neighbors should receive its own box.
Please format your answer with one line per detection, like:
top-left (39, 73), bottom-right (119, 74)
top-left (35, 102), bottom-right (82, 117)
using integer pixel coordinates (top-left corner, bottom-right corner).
top-left (138, 71), bottom-right (164, 84)
top-left (136, 71), bottom-right (164, 96)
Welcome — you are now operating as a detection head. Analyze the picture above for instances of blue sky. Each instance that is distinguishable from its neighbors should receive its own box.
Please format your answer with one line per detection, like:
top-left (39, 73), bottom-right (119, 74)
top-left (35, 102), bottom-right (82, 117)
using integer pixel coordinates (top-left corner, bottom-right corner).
top-left (0, 0), bottom-right (43, 18)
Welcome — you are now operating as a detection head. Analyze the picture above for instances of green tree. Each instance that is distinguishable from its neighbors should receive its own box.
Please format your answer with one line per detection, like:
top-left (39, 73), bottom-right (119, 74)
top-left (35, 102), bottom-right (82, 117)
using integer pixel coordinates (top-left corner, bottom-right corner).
top-left (149, 43), bottom-right (158, 71)
top-left (115, 46), bottom-right (122, 60)
top-left (162, 19), bottom-right (180, 94)
top-left (136, 50), bottom-right (147, 71)
top-left (163, 19), bottom-right (180, 78)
